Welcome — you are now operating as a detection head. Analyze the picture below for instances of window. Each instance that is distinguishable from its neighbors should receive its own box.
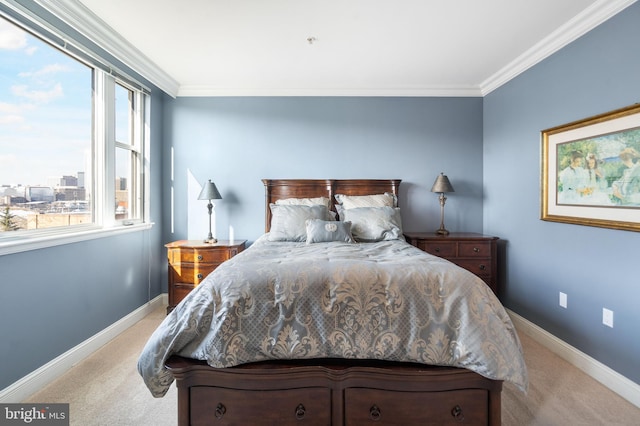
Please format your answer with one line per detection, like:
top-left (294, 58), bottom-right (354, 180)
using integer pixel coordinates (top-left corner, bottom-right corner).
top-left (0, 12), bottom-right (148, 248)
top-left (114, 82), bottom-right (144, 223)
top-left (0, 16), bottom-right (92, 232)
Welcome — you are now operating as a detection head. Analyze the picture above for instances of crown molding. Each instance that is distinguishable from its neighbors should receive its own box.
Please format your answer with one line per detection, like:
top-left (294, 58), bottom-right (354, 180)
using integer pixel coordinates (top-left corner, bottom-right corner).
top-left (34, 0), bottom-right (179, 97)
top-left (177, 85), bottom-right (483, 98)
top-left (481, 0), bottom-right (638, 96)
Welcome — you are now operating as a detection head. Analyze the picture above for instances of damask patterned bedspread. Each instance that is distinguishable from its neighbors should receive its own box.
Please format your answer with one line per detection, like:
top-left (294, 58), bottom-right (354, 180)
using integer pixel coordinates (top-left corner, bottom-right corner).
top-left (138, 236), bottom-right (528, 397)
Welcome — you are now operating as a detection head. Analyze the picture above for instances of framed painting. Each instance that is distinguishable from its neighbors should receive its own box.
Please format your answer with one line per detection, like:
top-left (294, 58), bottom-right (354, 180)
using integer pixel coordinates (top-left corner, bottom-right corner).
top-left (541, 104), bottom-right (640, 232)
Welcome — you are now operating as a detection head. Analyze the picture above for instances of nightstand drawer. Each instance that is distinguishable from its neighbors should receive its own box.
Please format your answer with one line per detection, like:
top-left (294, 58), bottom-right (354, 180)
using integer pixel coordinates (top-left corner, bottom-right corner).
top-left (419, 241), bottom-right (457, 257)
top-left (458, 241), bottom-right (492, 257)
top-left (169, 263), bottom-right (217, 284)
top-left (452, 259), bottom-right (492, 279)
top-left (172, 283), bottom-right (196, 303)
top-left (170, 248), bottom-right (234, 264)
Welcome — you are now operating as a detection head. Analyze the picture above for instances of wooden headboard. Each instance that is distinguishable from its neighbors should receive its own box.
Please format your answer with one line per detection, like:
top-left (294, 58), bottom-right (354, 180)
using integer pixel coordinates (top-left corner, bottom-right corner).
top-left (262, 179), bottom-right (401, 232)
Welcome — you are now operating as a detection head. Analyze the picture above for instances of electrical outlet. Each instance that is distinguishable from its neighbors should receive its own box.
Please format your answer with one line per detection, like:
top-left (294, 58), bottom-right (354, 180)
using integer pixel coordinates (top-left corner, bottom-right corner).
top-left (603, 308), bottom-right (614, 328)
top-left (559, 292), bottom-right (567, 308)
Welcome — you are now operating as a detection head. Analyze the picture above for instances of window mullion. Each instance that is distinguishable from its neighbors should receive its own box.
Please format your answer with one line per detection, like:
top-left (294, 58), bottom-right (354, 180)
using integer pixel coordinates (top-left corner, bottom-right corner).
top-left (134, 91), bottom-right (146, 221)
top-left (141, 93), bottom-right (151, 224)
top-left (95, 72), bottom-right (116, 228)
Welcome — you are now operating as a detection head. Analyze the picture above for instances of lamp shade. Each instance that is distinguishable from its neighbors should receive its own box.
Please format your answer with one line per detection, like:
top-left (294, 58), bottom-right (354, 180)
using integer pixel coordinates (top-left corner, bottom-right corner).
top-left (198, 179), bottom-right (222, 200)
top-left (430, 173), bottom-right (454, 193)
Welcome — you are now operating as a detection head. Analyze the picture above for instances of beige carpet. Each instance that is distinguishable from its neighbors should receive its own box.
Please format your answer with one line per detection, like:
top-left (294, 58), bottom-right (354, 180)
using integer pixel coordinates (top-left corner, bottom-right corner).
top-left (25, 306), bottom-right (639, 425)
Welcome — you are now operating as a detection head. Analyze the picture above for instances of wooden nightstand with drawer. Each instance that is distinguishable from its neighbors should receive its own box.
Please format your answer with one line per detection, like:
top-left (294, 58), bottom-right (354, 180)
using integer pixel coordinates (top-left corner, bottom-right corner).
top-left (404, 232), bottom-right (499, 295)
top-left (165, 240), bottom-right (246, 313)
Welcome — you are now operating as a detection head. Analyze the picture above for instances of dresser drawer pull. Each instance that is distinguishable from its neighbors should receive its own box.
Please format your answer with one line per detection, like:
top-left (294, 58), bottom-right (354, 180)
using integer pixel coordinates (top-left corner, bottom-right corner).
top-left (451, 405), bottom-right (464, 422)
top-left (197, 273), bottom-right (204, 280)
top-left (434, 247), bottom-right (441, 253)
top-left (473, 247), bottom-right (480, 252)
top-left (369, 404), bottom-right (381, 421)
top-left (197, 254), bottom-right (203, 261)
top-left (479, 264), bottom-right (486, 271)
top-left (295, 403), bottom-right (306, 420)
top-left (214, 402), bottom-right (226, 419)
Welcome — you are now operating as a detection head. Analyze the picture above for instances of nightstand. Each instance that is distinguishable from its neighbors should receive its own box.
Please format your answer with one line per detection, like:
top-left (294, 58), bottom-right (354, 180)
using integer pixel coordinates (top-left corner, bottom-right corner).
top-left (165, 240), bottom-right (246, 313)
top-left (404, 232), bottom-right (499, 295)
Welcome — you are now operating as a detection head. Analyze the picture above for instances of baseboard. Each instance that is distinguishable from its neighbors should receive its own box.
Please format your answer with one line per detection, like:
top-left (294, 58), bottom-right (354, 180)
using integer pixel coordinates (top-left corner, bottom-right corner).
top-left (0, 294), bottom-right (167, 403)
top-left (508, 309), bottom-right (640, 408)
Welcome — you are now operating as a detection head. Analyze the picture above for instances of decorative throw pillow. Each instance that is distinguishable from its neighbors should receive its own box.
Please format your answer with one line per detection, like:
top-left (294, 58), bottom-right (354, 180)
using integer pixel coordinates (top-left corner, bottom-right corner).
top-left (268, 204), bottom-right (330, 242)
top-left (342, 206), bottom-right (404, 242)
top-left (305, 219), bottom-right (355, 244)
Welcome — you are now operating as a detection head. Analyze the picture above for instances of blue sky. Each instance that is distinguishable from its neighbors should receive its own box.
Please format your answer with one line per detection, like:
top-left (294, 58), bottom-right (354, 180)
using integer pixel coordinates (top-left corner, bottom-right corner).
top-left (0, 16), bottom-right (91, 186)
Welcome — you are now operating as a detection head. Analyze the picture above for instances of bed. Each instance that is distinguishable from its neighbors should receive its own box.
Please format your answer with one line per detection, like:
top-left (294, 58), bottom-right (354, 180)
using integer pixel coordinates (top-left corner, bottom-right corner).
top-left (138, 178), bottom-right (527, 425)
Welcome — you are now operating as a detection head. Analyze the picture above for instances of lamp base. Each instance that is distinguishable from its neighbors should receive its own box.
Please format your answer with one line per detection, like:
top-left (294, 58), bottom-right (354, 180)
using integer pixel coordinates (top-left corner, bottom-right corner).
top-left (435, 227), bottom-right (450, 235)
top-left (204, 236), bottom-right (218, 244)
top-left (435, 193), bottom-right (450, 236)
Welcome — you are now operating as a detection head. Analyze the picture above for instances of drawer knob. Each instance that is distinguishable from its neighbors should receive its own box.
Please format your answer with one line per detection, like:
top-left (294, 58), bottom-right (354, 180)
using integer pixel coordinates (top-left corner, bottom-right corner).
top-left (451, 405), bottom-right (464, 422)
top-left (434, 247), bottom-right (441, 253)
top-left (479, 264), bottom-right (486, 271)
top-left (473, 247), bottom-right (480, 253)
top-left (197, 255), bottom-right (203, 261)
top-left (295, 404), bottom-right (306, 420)
top-left (215, 402), bottom-right (226, 419)
top-left (369, 404), bottom-right (381, 421)
top-left (197, 273), bottom-right (203, 280)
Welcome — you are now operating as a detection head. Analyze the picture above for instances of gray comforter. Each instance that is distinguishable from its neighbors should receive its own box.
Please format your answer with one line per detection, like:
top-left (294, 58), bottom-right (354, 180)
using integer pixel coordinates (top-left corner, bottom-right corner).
top-left (138, 235), bottom-right (528, 397)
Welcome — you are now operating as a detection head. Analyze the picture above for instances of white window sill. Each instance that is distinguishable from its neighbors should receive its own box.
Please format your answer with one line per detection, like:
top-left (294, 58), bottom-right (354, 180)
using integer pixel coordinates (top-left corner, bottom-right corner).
top-left (0, 222), bottom-right (154, 256)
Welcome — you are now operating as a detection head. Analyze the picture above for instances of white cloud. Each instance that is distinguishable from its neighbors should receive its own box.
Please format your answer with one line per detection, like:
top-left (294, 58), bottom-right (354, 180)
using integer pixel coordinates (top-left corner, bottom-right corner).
top-left (0, 114), bottom-right (24, 124)
top-left (19, 64), bottom-right (70, 78)
top-left (0, 102), bottom-right (23, 114)
top-left (0, 19), bottom-right (28, 50)
top-left (11, 83), bottom-right (64, 103)
top-left (0, 102), bottom-right (32, 124)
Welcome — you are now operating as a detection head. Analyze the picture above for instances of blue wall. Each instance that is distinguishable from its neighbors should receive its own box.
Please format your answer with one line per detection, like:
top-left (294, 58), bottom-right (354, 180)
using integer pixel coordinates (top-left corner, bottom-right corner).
top-left (164, 97), bottom-right (484, 243)
top-left (484, 3), bottom-right (640, 383)
top-left (0, 2), bottom-right (166, 392)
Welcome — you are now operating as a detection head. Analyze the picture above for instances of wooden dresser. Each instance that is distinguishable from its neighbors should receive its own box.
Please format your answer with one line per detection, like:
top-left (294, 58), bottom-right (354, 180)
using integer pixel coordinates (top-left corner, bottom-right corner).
top-left (404, 232), bottom-right (499, 295)
top-left (165, 240), bottom-right (246, 312)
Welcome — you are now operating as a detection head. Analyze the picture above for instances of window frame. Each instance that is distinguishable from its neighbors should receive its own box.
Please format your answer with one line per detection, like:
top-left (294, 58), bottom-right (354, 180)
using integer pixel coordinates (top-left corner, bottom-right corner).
top-left (113, 81), bottom-right (146, 225)
top-left (0, 6), bottom-right (152, 256)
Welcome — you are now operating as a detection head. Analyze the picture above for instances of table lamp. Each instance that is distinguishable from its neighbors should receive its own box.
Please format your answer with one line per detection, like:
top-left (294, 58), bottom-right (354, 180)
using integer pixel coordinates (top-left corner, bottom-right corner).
top-left (198, 179), bottom-right (222, 243)
top-left (430, 172), bottom-right (455, 235)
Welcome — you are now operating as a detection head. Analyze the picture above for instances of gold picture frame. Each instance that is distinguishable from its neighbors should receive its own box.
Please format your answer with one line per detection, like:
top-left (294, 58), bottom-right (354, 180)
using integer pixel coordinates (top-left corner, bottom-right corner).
top-left (541, 104), bottom-right (640, 232)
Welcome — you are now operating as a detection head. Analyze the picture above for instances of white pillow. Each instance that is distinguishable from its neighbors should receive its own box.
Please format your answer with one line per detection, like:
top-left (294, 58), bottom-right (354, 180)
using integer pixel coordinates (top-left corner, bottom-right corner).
top-left (268, 204), bottom-right (330, 242)
top-left (275, 196), bottom-right (331, 209)
top-left (341, 206), bottom-right (404, 242)
top-left (335, 193), bottom-right (397, 209)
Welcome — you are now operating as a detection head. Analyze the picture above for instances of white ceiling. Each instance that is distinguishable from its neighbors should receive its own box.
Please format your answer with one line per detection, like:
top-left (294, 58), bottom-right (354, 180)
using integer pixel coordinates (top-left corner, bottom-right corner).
top-left (60, 0), bottom-right (635, 97)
